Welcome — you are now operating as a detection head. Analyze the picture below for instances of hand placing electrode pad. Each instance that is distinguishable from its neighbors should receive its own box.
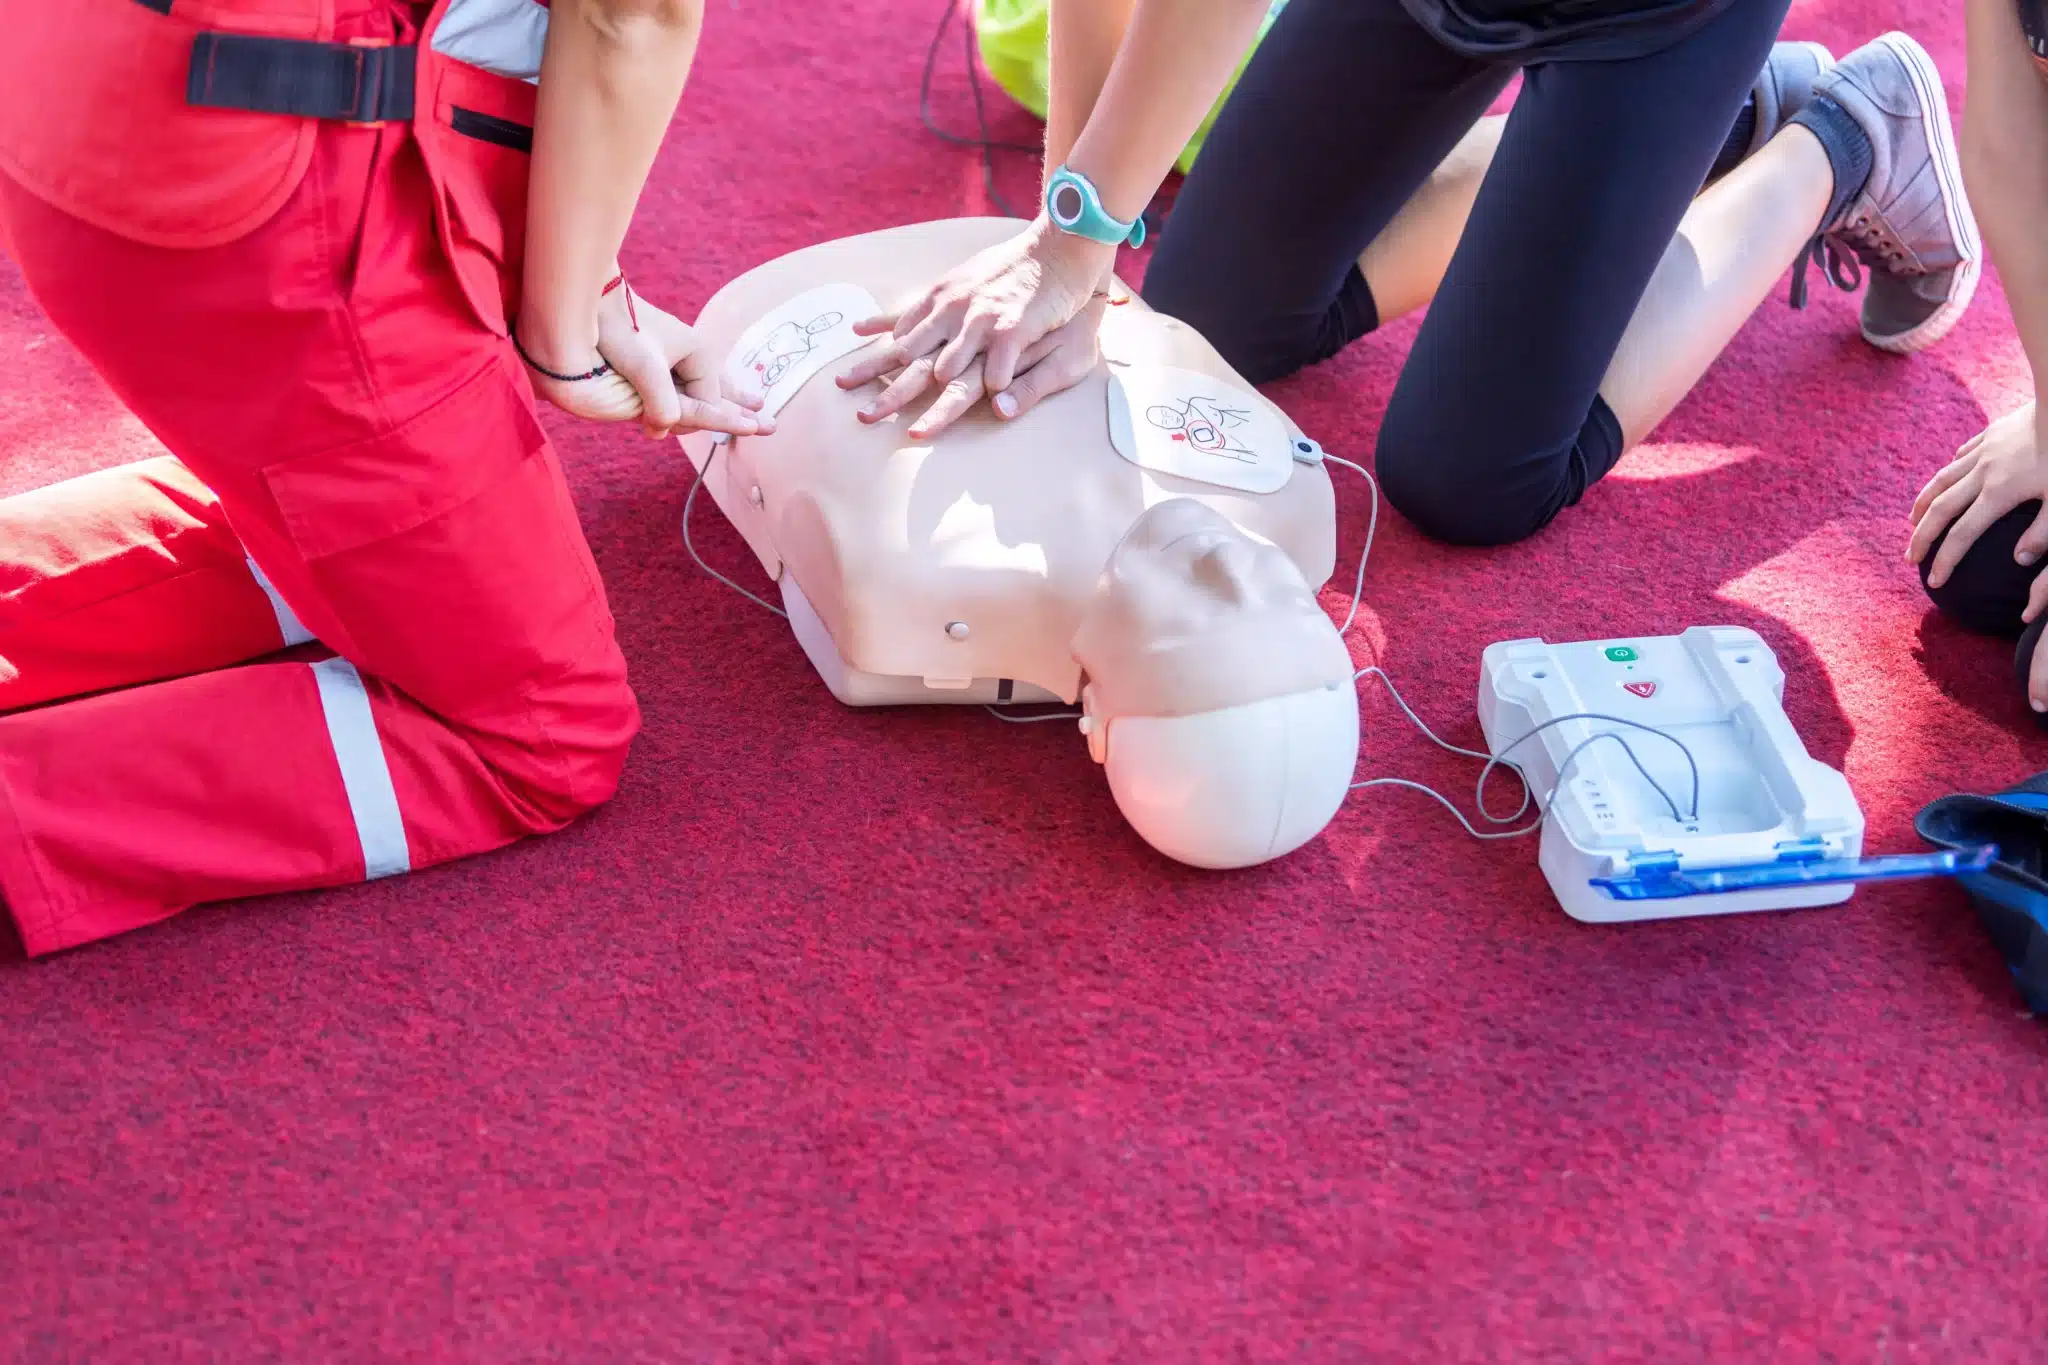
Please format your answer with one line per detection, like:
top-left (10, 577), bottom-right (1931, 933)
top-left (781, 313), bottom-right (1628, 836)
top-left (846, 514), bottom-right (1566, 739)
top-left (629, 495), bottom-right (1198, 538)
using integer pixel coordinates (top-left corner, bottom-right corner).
top-left (673, 220), bottom-right (1993, 908)
top-left (720, 283), bottom-right (878, 419)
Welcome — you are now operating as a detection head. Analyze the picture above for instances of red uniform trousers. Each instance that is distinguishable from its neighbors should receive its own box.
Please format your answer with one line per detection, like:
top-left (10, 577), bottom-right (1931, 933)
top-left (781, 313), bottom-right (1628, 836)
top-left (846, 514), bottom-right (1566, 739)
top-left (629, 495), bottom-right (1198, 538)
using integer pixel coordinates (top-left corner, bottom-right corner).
top-left (0, 3), bottom-right (639, 956)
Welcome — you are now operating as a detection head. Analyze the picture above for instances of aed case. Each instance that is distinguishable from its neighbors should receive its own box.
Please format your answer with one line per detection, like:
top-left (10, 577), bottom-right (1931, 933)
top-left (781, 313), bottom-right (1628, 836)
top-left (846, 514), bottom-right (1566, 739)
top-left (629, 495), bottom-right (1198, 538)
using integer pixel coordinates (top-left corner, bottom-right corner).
top-left (1479, 628), bottom-right (1989, 923)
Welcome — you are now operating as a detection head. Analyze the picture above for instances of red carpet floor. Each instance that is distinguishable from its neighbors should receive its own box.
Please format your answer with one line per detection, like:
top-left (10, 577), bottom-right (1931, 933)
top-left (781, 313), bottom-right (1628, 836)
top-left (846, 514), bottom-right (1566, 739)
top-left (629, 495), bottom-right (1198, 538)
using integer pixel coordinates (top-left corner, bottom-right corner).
top-left (6, 1), bottom-right (2048, 1358)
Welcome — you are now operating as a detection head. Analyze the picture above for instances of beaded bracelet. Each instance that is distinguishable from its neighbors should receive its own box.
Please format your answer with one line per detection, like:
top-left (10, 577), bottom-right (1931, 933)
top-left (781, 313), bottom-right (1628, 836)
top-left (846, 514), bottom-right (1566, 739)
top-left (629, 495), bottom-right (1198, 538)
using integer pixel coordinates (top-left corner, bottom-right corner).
top-left (511, 271), bottom-right (638, 382)
top-left (510, 328), bottom-right (612, 383)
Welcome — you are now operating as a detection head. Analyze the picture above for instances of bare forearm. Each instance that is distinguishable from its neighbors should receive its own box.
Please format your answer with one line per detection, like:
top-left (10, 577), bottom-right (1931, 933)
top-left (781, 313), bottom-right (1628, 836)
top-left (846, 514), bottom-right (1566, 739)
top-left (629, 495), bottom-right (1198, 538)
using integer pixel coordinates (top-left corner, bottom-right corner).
top-left (1044, 0), bottom-right (1139, 184)
top-left (1965, 0), bottom-right (2048, 388)
top-left (519, 0), bottom-right (704, 365)
top-left (1059, 0), bottom-right (1268, 222)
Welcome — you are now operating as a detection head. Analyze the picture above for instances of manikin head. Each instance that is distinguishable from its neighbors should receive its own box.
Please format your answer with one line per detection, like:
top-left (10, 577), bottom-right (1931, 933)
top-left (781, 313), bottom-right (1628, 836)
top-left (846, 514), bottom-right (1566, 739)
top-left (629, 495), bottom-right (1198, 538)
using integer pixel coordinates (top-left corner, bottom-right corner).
top-left (1071, 499), bottom-right (1359, 869)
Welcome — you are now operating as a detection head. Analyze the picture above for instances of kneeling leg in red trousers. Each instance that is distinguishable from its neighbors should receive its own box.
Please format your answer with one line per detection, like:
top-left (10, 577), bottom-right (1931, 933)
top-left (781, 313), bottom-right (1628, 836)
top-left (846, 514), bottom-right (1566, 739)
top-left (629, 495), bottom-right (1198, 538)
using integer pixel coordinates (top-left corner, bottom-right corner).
top-left (0, 115), bottom-right (640, 957)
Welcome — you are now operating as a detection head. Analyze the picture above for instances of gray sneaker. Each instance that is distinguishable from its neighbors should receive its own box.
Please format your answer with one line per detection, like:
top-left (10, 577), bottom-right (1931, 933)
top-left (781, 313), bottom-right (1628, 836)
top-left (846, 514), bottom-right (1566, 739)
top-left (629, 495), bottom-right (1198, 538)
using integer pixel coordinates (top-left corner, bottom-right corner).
top-left (1746, 40), bottom-right (1835, 158)
top-left (1799, 32), bottom-right (1981, 353)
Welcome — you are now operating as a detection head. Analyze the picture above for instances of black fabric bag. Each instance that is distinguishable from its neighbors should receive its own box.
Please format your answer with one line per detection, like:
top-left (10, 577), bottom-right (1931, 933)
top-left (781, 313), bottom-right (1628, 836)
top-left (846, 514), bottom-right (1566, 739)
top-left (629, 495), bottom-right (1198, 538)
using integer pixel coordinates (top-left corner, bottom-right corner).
top-left (1918, 773), bottom-right (2048, 1013)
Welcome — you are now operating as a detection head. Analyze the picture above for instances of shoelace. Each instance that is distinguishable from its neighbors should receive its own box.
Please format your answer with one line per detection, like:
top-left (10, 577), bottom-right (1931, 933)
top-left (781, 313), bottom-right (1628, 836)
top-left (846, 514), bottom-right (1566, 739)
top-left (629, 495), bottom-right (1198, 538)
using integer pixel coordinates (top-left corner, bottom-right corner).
top-left (1788, 233), bottom-right (1865, 310)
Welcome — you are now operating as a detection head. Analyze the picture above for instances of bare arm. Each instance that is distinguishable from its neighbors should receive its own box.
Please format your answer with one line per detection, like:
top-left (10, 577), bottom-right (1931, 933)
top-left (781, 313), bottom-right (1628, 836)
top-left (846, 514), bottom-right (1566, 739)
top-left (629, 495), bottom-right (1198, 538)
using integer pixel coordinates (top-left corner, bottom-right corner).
top-left (1964, 0), bottom-right (2048, 384)
top-left (1055, 0), bottom-right (1271, 223)
top-left (839, 0), bottom-right (1269, 437)
top-left (510, 0), bottom-right (764, 437)
top-left (1042, 0), bottom-right (1139, 188)
top-left (1957, 0), bottom-right (2048, 706)
top-left (517, 0), bottom-right (705, 373)
top-left (1910, 0), bottom-right (2048, 613)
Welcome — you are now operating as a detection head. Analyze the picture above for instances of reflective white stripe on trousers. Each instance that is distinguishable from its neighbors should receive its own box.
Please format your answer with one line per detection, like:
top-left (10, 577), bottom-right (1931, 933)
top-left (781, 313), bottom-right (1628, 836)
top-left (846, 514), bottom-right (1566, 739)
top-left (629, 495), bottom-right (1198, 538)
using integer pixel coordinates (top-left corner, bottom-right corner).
top-left (247, 556), bottom-right (315, 647)
top-left (309, 658), bottom-right (412, 881)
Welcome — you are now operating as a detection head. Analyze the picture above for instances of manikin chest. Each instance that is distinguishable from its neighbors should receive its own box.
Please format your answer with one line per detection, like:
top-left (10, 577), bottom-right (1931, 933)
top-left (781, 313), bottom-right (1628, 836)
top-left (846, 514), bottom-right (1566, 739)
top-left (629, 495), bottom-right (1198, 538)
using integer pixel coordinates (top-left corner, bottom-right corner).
top-left (676, 220), bottom-right (1337, 706)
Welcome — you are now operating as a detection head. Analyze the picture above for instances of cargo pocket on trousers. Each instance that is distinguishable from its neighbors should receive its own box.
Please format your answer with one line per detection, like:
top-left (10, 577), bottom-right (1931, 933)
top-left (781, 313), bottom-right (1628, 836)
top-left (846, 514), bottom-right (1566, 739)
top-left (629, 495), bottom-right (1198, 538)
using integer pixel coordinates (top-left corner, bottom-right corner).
top-left (416, 56), bottom-right (537, 335)
top-left (260, 352), bottom-right (608, 714)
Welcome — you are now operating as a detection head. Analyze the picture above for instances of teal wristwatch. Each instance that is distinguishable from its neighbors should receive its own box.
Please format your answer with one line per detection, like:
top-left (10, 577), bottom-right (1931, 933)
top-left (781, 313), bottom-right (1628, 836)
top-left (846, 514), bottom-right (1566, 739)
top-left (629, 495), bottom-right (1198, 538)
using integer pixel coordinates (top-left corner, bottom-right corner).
top-left (1044, 165), bottom-right (1146, 249)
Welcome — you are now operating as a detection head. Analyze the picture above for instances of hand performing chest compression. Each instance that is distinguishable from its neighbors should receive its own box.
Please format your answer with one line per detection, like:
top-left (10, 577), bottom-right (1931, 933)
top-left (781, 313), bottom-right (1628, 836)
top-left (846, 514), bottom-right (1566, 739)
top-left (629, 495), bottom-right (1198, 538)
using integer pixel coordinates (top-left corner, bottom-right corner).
top-left (832, 219), bottom-right (1116, 440)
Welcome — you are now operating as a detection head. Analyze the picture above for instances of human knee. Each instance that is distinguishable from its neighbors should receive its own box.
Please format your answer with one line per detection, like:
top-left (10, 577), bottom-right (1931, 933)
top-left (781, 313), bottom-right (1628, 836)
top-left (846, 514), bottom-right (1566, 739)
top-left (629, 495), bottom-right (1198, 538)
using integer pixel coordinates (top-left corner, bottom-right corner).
top-left (1920, 503), bottom-right (2039, 636)
top-left (1374, 424), bottom-right (1553, 548)
top-left (1140, 260), bottom-right (1353, 386)
top-left (1375, 384), bottom-right (1625, 547)
top-left (1143, 274), bottom-right (1283, 383)
top-left (491, 646), bottom-right (641, 827)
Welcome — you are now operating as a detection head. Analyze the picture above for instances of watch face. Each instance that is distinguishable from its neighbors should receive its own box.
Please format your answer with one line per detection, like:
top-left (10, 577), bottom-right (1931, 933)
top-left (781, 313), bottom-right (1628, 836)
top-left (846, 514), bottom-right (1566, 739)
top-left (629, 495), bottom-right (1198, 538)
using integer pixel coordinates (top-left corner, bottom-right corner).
top-left (1051, 182), bottom-right (1084, 225)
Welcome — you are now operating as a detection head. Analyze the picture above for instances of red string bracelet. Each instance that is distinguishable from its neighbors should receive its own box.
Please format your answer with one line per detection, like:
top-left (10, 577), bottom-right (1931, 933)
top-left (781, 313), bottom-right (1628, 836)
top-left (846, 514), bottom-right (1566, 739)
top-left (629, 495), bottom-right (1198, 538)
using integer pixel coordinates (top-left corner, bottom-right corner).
top-left (602, 271), bottom-right (639, 331)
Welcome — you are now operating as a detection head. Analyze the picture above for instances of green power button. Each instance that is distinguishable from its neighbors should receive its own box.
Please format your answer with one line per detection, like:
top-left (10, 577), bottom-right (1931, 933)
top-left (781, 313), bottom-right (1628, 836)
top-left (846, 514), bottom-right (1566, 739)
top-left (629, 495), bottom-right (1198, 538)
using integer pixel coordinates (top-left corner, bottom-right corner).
top-left (1604, 646), bottom-right (1638, 662)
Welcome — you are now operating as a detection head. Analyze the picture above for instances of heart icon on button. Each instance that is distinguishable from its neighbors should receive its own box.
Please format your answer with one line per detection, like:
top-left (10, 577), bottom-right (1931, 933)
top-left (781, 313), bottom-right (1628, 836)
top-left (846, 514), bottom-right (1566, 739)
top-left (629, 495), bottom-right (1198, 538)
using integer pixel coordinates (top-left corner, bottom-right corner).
top-left (1623, 680), bottom-right (1657, 699)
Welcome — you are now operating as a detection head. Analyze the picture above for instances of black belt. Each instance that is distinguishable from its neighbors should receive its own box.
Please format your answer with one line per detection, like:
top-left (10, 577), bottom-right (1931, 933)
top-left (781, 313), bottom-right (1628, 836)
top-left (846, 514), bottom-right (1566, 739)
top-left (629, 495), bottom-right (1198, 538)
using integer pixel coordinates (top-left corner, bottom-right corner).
top-left (187, 32), bottom-right (418, 124)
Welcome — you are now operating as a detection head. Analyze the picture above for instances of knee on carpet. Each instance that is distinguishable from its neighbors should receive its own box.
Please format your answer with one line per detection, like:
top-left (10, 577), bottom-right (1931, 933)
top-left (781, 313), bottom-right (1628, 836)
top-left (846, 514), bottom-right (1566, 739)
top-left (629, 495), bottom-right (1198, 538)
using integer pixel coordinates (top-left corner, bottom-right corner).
top-left (1919, 502), bottom-right (2041, 637)
top-left (1374, 386), bottom-right (1628, 548)
top-left (1374, 431), bottom-right (1554, 549)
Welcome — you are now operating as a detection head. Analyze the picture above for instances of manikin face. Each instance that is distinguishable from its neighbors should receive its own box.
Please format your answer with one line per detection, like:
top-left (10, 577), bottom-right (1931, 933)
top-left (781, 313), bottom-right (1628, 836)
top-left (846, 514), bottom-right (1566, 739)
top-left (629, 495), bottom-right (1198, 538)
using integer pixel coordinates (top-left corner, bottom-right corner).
top-left (1070, 499), bottom-right (1357, 871)
top-left (1070, 499), bottom-right (1351, 724)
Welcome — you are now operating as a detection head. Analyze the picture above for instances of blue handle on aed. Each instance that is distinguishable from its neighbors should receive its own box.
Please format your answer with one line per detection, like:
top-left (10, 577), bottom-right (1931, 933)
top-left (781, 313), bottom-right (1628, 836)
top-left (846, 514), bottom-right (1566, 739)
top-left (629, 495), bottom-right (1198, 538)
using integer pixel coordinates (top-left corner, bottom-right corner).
top-left (1590, 843), bottom-right (1998, 902)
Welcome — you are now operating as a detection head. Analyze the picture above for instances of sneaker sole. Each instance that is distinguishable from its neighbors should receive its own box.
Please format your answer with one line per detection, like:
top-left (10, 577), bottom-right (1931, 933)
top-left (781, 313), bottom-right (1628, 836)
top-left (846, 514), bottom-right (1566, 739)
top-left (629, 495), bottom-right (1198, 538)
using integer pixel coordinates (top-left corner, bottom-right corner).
top-left (1864, 32), bottom-right (1981, 355)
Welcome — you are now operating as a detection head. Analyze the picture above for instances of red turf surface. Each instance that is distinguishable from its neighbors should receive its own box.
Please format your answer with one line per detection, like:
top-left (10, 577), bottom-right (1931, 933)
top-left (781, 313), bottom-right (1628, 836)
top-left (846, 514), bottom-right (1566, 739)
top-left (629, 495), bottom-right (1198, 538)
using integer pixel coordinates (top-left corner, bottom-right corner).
top-left (5, 0), bottom-right (2048, 1358)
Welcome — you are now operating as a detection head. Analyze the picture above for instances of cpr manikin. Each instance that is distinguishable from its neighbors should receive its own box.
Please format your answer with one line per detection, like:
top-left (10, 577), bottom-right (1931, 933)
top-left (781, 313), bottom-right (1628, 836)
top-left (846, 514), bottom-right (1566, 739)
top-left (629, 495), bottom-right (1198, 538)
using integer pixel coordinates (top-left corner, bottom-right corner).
top-left (677, 219), bottom-right (1358, 868)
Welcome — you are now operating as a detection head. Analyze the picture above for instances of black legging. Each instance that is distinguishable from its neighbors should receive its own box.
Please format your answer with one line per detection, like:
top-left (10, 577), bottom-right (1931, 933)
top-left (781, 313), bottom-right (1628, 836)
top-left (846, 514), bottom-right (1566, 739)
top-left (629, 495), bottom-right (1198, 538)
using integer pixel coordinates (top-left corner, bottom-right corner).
top-left (1142, 0), bottom-right (1793, 547)
top-left (1922, 505), bottom-right (2048, 707)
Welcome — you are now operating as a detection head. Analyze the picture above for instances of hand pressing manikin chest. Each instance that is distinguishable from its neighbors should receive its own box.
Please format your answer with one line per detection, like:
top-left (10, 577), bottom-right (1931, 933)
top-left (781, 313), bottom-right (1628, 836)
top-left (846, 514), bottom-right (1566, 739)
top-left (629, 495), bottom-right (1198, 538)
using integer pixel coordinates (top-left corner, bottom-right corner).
top-left (676, 218), bottom-right (1339, 705)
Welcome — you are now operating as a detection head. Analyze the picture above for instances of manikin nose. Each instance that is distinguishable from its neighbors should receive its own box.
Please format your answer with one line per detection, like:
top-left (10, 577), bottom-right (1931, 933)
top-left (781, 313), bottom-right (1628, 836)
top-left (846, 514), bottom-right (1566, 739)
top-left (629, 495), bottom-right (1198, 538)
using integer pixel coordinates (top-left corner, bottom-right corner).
top-left (1187, 537), bottom-right (1259, 605)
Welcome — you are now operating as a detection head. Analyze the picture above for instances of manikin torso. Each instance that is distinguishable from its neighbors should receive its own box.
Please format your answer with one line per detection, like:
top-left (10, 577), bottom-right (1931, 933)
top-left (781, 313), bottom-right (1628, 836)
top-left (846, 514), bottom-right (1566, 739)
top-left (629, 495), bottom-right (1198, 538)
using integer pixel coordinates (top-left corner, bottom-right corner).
top-left (676, 218), bottom-right (1340, 708)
